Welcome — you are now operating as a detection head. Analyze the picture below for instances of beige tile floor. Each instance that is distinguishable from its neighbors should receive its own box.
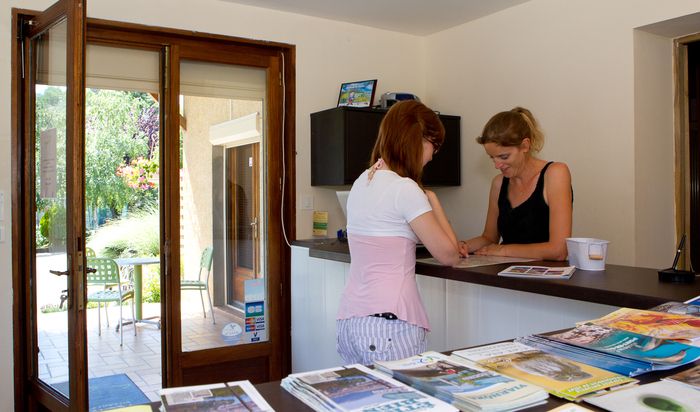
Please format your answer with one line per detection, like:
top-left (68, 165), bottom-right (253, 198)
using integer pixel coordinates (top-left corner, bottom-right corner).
top-left (38, 302), bottom-right (244, 402)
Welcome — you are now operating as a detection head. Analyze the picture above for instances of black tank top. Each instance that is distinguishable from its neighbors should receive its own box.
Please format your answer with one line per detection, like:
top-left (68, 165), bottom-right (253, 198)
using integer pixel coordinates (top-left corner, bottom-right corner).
top-left (497, 161), bottom-right (553, 245)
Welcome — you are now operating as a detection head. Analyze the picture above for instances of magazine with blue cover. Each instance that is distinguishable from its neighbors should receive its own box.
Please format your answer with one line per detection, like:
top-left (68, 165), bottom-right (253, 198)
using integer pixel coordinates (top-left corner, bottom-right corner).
top-left (516, 323), bottom-right (700, 376)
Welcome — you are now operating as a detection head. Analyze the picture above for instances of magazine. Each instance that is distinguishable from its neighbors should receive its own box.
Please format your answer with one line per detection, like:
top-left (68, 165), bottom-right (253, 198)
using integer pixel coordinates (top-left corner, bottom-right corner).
top-left (581, 308), bottom-right (700, 345)
top-left (374, 351), bottom-right (548, 412)
top-left (663, 364), bottom-right (700, 390)
top-left (281, 363), bottom-right (457, 412)
top-left (159, 381), bottom-right (274, 411)
top-left (583, 380), bottom-right (700, 412)
top-left (685, 293), bottom-right (700, 306)
top-left (648, 301), bottom-right (700, 317)
top-left (515, 323), bottom-right (700, 376)
top-left (497, 266), bottom-right (575, 279)
top-left (451, 342), bottom-right (637, 402)
top-left (418, 256), bottom-right (535, 269)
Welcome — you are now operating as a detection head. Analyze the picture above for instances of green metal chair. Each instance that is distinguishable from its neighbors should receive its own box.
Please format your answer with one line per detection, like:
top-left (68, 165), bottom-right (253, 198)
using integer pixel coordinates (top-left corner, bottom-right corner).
top-left (87, 257), bottom-right (136, 346)
top-left (181, 246), bottom-right (215, 324)
top-left (85, 247), bottom-right (96, 257)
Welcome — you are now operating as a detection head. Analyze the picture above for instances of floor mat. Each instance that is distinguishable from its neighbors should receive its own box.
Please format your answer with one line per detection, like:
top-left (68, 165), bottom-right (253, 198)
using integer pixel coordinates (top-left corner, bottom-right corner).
top-left (52, 373), bottom-right (150, 411)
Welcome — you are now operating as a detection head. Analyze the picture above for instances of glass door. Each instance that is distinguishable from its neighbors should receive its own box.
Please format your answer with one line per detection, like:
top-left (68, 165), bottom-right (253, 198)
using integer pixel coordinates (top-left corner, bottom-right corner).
top-left (23, 0), bottom-right (88, 409)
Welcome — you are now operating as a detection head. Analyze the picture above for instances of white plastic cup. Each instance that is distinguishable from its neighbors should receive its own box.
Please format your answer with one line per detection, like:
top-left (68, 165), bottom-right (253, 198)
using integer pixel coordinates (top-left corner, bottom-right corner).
top-left (566, 238), bottom-right (610, 271)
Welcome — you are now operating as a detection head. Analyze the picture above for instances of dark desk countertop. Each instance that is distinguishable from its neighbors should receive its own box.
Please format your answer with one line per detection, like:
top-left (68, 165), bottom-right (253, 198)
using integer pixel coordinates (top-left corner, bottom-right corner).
top-left (292, 239), bottom-right (700, 309)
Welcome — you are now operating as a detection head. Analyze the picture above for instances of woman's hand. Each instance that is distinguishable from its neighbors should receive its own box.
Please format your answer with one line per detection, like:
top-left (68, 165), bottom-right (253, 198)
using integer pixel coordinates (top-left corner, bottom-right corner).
top-left (458, 240), bottom-right (469, 257)
top-left (474, 243), bottom-right (508, 256)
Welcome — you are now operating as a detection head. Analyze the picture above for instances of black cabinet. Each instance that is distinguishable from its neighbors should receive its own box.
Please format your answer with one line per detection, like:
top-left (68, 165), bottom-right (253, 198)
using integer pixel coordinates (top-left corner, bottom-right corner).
top-left (310, 107), bottom-right (461, 186)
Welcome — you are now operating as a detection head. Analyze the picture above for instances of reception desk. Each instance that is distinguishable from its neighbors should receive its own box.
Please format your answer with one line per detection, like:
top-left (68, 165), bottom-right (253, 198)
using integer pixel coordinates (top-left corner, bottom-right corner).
top-left (291, 239), bottom-right (700, 373)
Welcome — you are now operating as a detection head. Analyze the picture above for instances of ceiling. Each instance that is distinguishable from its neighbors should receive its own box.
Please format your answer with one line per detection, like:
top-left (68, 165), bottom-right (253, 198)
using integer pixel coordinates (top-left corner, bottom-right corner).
top-left (219, 0), bottom-right (531, 36)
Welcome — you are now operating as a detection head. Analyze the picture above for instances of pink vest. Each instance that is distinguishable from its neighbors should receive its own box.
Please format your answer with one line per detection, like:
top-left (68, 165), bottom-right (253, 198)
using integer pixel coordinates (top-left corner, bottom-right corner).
top-left (336, 234), bottom-right (430, 330)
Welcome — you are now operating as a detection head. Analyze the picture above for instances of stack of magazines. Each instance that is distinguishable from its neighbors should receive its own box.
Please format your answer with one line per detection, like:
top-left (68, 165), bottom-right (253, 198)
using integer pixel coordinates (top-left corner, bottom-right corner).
top-left (515, 323), bottom-right (700, 377)
top-left (159, 380), bottom-right (273, 411)
top-left (280, 364), bottom-right (457, 411)
top-left (373, 351), bottom-right (548, 412)
top-left (451, 341), bottom-right (637, 402)
top-left (580, 307), bottom-right (700, 344)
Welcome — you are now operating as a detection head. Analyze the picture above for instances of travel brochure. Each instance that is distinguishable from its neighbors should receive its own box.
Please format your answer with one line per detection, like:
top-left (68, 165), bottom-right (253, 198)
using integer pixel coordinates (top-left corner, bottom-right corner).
top-left (281, 363), bottom-right (457, 412)
top-left (580, 307), bottom-right (700, 345)
top-left (515, 323), bottom-right (700, 376)
top-left (159, 381), bottom-right (273, 411)
top-left (374, 351), bottom-right (548, 411)
top-left (451, 342), bottom-right (637, 402)
top-left (497, 265), bottom-right (575, 279)
top-left (649, 293), bottom-right (700, 317)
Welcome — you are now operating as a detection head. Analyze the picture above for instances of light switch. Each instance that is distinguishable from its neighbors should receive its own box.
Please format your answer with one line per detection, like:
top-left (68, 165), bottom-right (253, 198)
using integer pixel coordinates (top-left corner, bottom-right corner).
top-left (301, 195), bottom-right (314, 210)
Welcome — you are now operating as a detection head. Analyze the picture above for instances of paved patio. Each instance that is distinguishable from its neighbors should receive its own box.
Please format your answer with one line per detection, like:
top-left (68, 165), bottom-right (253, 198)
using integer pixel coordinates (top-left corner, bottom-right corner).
top-left (38, 303), bottom-right (244, 402)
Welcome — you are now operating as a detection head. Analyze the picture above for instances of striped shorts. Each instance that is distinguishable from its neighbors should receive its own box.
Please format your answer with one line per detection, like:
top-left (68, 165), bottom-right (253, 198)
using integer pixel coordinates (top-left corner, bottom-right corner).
top-left (336, 316), bottom-right (427, 365)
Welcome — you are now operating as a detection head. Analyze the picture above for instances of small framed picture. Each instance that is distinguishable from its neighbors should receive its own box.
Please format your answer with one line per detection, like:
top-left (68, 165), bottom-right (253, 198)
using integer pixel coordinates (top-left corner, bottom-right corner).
top-left (337, 79), bottom-right (377, 108)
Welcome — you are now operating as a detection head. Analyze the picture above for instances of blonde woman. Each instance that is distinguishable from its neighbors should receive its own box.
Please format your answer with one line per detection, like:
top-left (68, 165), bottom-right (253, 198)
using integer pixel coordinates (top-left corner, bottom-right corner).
top-left (460, 107), bottom-right (572, 261)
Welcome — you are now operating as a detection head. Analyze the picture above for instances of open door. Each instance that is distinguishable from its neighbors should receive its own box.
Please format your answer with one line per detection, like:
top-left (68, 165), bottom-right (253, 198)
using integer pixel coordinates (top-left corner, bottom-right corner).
top-left (12, 0), bottom-right (88, 410)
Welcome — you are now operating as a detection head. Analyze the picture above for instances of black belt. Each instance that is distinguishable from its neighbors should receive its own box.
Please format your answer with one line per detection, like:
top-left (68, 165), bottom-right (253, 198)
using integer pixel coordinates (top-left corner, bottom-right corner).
top-left (370, 312), bottom-right (398, 320)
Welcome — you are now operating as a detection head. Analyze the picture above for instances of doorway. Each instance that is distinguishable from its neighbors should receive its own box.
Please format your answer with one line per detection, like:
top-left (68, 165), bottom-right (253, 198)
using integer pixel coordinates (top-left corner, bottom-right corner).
top-left (12, 4), bottom-right (295, 410)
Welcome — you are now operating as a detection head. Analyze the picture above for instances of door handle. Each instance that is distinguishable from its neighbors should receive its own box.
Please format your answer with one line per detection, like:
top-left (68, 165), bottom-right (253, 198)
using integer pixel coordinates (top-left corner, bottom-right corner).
top-left (250, 217), bottom-right (258, 239)
top-left (49, 270), bottom-right (69, 277)
top-left (86, 267), bottom-right (97, 274)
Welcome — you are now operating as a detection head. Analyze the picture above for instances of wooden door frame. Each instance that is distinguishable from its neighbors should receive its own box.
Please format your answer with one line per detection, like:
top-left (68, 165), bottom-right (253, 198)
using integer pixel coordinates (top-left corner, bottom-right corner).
top-left (12, 1), bottom-right (88, 410)
top-left (12, 12), bottom-right (296, 408)
top-left (228, 143), bottom-right (261, 307)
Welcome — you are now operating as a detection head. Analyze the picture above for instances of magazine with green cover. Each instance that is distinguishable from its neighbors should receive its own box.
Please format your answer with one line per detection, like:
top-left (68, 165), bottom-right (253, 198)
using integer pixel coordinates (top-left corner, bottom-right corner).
top-left (451, 342), bottom-right (637, 402)
top-left (374, 351), bottom-right (548, 412)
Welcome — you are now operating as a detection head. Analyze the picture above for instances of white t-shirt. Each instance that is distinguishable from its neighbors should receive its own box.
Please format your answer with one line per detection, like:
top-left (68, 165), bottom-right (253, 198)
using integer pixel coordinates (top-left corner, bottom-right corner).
top-left (346, 169), bottom-right (431, 242)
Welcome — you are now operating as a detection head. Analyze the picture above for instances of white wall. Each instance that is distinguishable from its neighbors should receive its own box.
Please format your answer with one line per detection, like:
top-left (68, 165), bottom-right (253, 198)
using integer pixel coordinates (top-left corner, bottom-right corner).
top-left (424, 0), bottom-right (699, 267)
top-left (0, 0), bottom-right (424, 408)
top-left (2, 0), bottom-right (700, 409)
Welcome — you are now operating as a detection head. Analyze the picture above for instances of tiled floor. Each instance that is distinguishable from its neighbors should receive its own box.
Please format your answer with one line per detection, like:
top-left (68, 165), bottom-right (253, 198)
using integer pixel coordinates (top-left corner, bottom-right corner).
top-left (38, 302), bottom-right (244, 402)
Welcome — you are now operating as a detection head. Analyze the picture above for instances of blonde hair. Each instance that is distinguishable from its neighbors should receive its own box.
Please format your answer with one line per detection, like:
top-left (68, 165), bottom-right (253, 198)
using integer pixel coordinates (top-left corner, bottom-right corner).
top-left (476, 107), bottom-right (544, 153)
top-left (370, 100), bottom-right (445, 183)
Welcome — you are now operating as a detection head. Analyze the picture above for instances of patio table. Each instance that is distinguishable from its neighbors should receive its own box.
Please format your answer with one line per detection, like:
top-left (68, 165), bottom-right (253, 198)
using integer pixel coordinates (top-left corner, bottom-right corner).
top-left (113, 256), bottom-right (161, 328)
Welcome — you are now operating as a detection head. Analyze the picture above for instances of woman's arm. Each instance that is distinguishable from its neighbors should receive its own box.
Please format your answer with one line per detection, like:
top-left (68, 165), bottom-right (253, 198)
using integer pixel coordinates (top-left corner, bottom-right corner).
top-left (474, 163), bottom-right (572, 260)
top-left (411, 193), bottom-right (460, 266)
top-left (460, 175), bottom-right (502, 255)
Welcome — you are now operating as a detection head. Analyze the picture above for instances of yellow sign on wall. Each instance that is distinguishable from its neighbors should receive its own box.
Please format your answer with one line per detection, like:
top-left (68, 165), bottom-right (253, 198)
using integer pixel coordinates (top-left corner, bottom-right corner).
top-left (313, 211), bottom-right (328, 236)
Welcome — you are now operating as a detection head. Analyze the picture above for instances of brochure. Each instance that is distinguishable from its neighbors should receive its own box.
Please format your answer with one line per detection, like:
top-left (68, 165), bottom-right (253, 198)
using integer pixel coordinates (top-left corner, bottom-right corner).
top-left (685, 293), bottom-right (700, 306)
top-left (581, 308), bottom-right (700, 345)
top-left (451, 342), bottom-right (637, 402)
top-left (374, 351), bottom-right (548, 411)
top-left (497, 266), bottom-right (575, 279)
top-left (515, 323), bottom-right (700, 376)
top-left (663, 364), bottom-right (700, 390)
top-left (584, 380), bottom-right (700, 412)
top-left (159, 381), bottom-right (274, 411)
top-left (281, 363), bottom-right (457, 412)
top-left (649, 301), bottom-right (700, 317)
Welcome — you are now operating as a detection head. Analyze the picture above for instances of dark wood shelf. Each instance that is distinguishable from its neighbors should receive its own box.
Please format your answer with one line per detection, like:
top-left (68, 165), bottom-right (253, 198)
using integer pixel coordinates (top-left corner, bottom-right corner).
top-left (310, 107), bottom-right (461, 186)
